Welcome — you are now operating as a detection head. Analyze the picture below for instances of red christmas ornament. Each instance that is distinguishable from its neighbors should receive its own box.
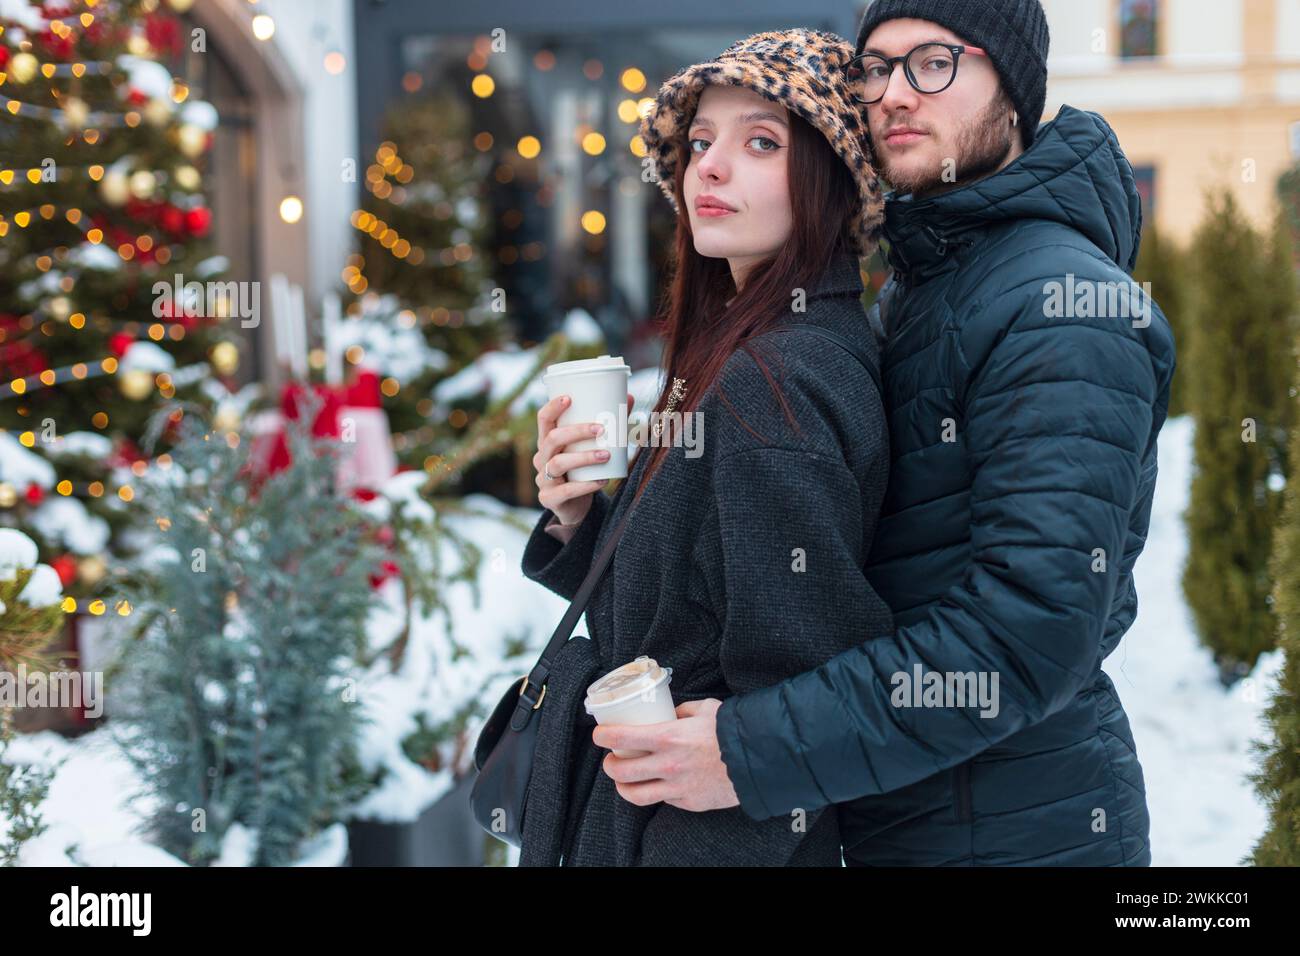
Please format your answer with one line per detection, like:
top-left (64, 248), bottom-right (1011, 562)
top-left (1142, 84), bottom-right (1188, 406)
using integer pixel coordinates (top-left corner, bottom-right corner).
top-left (38, 29), bottom-right (75, 60)
top-left (50, 554), bottom-right (77, 587)
top-left (0, 338), bottom-right (49, 380)
top-left (368, 560), bottom-right (401, 590)
top-left (109, 332), bottom-right (135, 357)
top-left (127, 88), bottom-right (150, 106)
top-left (0, 47), bottom-right (9, 70)
top-left (83, 20), bottom-right (109, 47)
top-left (24, 483), bottom-right (44, 506)
top-left (144, 13), bottom-right (182, 56)
top-left (110, 438), bottom-right (143, 469)
top-left (183, 206), bottom-right (211, 237)
top-left (160, 204), bottom-right (184, 235)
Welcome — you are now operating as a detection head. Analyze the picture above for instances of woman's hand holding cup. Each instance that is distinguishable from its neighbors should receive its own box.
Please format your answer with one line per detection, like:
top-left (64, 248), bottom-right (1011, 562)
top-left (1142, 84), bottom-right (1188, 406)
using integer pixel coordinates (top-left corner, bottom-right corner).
top-left (534, 392), bottom-right (634, 527)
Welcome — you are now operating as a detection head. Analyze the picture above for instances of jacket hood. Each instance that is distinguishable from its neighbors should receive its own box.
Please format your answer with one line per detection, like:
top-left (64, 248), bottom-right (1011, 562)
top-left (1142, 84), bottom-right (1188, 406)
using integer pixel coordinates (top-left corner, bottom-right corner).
top-left (882, 105), bottom-right (1144, 280)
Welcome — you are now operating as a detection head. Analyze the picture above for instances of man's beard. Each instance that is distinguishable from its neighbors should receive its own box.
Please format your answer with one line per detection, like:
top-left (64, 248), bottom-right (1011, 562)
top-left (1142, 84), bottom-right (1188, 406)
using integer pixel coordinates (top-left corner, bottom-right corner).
top-left (877, 97), bottom-right (1014, 200)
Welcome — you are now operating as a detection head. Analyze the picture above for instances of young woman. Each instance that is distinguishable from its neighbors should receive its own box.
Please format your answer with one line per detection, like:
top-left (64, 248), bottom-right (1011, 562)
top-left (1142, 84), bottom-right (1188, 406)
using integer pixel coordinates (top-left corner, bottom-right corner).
top-left (517, 28), bottom-right (894, 866)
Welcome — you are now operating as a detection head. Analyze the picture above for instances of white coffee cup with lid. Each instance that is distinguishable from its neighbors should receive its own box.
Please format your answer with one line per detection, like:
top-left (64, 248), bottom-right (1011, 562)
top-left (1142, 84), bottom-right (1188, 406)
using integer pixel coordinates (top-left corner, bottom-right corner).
top-left (543, 354), bottom-right (631, 482)
top-left (584, 655), bottom-right (676, 758)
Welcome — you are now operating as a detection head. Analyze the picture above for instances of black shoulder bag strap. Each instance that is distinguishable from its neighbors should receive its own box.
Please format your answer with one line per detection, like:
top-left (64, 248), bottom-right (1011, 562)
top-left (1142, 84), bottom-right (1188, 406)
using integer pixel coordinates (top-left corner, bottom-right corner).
top-left (470, 491), bottom-right (638, 848)
top-left (509, 497), bottom-right (637, 731)
top-left (767, 323), bottom-right (883, 393)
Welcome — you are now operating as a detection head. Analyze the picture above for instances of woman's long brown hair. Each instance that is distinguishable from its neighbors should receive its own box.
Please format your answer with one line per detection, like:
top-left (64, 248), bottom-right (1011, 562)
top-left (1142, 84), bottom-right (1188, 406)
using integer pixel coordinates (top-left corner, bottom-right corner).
top-left (626, 105), bottom-right (860, 504)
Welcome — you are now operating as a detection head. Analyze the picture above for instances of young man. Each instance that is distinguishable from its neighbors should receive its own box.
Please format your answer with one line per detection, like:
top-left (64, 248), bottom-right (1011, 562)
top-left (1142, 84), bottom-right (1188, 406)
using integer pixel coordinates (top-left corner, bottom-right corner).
top-left (595, 0), bottom-right (1174, 865)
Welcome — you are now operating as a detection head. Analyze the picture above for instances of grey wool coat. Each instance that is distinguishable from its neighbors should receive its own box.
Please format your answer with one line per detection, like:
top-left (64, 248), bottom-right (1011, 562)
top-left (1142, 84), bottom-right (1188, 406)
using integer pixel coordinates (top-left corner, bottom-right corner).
top-left (517, 250), bottom-right (894, 866)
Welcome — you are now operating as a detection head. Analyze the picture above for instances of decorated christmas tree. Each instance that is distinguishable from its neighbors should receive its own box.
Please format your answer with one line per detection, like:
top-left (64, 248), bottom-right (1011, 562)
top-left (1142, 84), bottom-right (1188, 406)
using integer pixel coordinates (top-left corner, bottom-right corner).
top-left (341, 91), bottom-right (507, 463)
top-left (0, 0), bottom-right (235, 601)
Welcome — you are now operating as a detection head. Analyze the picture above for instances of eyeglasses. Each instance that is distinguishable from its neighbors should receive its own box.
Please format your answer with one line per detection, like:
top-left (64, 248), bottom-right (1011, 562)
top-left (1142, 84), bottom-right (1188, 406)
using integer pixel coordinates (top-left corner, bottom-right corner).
top-left (844, 43), bottom-right (988, 105)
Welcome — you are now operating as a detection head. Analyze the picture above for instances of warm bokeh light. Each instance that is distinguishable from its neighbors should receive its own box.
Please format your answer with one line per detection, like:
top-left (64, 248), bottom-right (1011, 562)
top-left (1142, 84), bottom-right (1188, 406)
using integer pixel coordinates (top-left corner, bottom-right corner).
top-left (621, 67), bottom-right (646, 92)
top-left (279, 195), bottom-right (304, 223)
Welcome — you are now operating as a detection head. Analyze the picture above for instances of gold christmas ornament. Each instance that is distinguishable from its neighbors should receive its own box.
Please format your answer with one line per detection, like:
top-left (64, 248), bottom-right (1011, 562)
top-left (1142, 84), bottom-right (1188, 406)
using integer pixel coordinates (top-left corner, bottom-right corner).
top-left (173, 164), bottom-right (201, 190)
top-left (210, 340), bottom-right (239, 375)
top-left (62, 96), bottom-right (90, 129)
top-left (47, 296), bottom-right (72, 321)
top-left (143, 97), bottom-right (171, 127)
top-left (127, 34), bottom-right (150, 57)
top-left (0, 483), bottom-right (15, 508)
top-left (100, 169), bottom-right (130, 205)
top-left (119, 368), bottom-right (154, 400)
top-left (177, 123), bottom-right (206, 159)
top-left (128, 170), bottom-right (157, 199)
top-left (78, 555), bottom-right (107, 585)
top-left (167, 0), bottom-right (196, 12)
top-left (213, 407), bottom-right (241, 432)
top-left (10, 53), bottom-right (38, 84)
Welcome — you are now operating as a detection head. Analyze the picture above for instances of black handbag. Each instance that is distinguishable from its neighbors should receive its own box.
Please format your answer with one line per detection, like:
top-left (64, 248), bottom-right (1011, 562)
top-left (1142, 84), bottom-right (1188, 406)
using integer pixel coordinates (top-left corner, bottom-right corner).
top-left (470, 496), bottom-right (638, 848)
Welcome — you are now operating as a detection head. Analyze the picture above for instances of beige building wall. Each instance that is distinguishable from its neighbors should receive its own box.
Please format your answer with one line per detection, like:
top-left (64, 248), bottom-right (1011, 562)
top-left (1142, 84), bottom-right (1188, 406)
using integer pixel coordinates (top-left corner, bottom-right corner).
top-left (1040, 0), bottom-right (1300, 244)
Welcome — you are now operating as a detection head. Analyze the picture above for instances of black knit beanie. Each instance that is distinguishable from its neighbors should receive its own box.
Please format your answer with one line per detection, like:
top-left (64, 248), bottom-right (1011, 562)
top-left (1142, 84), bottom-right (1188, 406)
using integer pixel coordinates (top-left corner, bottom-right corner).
top-left (855, 0), bottom-right (1050, 148)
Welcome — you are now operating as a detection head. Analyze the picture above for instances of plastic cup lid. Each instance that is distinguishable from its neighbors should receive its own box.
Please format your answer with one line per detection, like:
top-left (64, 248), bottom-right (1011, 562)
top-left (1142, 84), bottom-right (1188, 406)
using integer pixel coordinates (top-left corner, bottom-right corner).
top-left (584, 655), bottom-right (672, 710)
top-left (544, 354), bottom-right (630, 379)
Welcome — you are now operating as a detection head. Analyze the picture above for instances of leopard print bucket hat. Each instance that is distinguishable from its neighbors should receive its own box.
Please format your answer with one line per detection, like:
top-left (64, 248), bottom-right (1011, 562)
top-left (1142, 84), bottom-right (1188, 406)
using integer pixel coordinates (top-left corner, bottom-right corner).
top-left (639, 28), bottom-right (885, 257)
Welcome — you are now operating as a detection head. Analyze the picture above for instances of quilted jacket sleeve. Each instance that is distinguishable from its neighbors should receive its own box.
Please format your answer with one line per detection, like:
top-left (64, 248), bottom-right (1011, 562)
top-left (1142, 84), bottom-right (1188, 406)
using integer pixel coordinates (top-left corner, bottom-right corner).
top-left (715, 276), bottom-right (1171, 821)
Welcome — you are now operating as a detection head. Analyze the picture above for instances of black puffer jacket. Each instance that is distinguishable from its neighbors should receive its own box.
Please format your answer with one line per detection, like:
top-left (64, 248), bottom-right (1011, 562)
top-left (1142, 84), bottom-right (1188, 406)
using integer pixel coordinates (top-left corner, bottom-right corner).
top-left (714, 106), bottom-right (1174, 865)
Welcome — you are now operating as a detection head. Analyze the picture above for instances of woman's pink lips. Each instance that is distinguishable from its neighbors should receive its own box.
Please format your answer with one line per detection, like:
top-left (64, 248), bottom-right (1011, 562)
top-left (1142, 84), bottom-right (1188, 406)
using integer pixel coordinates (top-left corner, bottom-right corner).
top-left (695, 206), bottom-right (736, 218)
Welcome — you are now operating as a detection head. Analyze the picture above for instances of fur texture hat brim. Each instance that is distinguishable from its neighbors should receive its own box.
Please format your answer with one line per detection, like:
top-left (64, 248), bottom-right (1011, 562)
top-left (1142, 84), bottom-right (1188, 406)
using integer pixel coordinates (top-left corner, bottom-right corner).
top-left (638, 28), bottom-right (885, 257)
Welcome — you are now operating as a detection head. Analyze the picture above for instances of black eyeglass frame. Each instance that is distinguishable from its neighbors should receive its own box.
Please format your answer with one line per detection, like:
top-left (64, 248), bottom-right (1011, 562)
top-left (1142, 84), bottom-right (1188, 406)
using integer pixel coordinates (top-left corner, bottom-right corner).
top-left (844, 43), bottom-right (989, 105)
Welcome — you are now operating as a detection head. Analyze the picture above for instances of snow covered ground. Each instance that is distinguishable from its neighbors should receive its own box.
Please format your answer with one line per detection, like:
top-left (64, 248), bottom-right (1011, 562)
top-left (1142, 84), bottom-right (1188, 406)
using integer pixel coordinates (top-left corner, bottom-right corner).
top-left (1, 413), bottom-right (1282, 866)
top-left (1102, 414), bottom-right (1278, 865)
top-left (3, 495), bottom-right (573, 867)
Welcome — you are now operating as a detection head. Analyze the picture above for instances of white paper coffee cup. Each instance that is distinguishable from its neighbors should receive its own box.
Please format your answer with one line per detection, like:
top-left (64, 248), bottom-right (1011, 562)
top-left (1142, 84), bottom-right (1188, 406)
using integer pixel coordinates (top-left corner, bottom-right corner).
top-left (543, 355), bottom-right (631, 482)
top-left (584, 655), bottom-right (675, 758)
